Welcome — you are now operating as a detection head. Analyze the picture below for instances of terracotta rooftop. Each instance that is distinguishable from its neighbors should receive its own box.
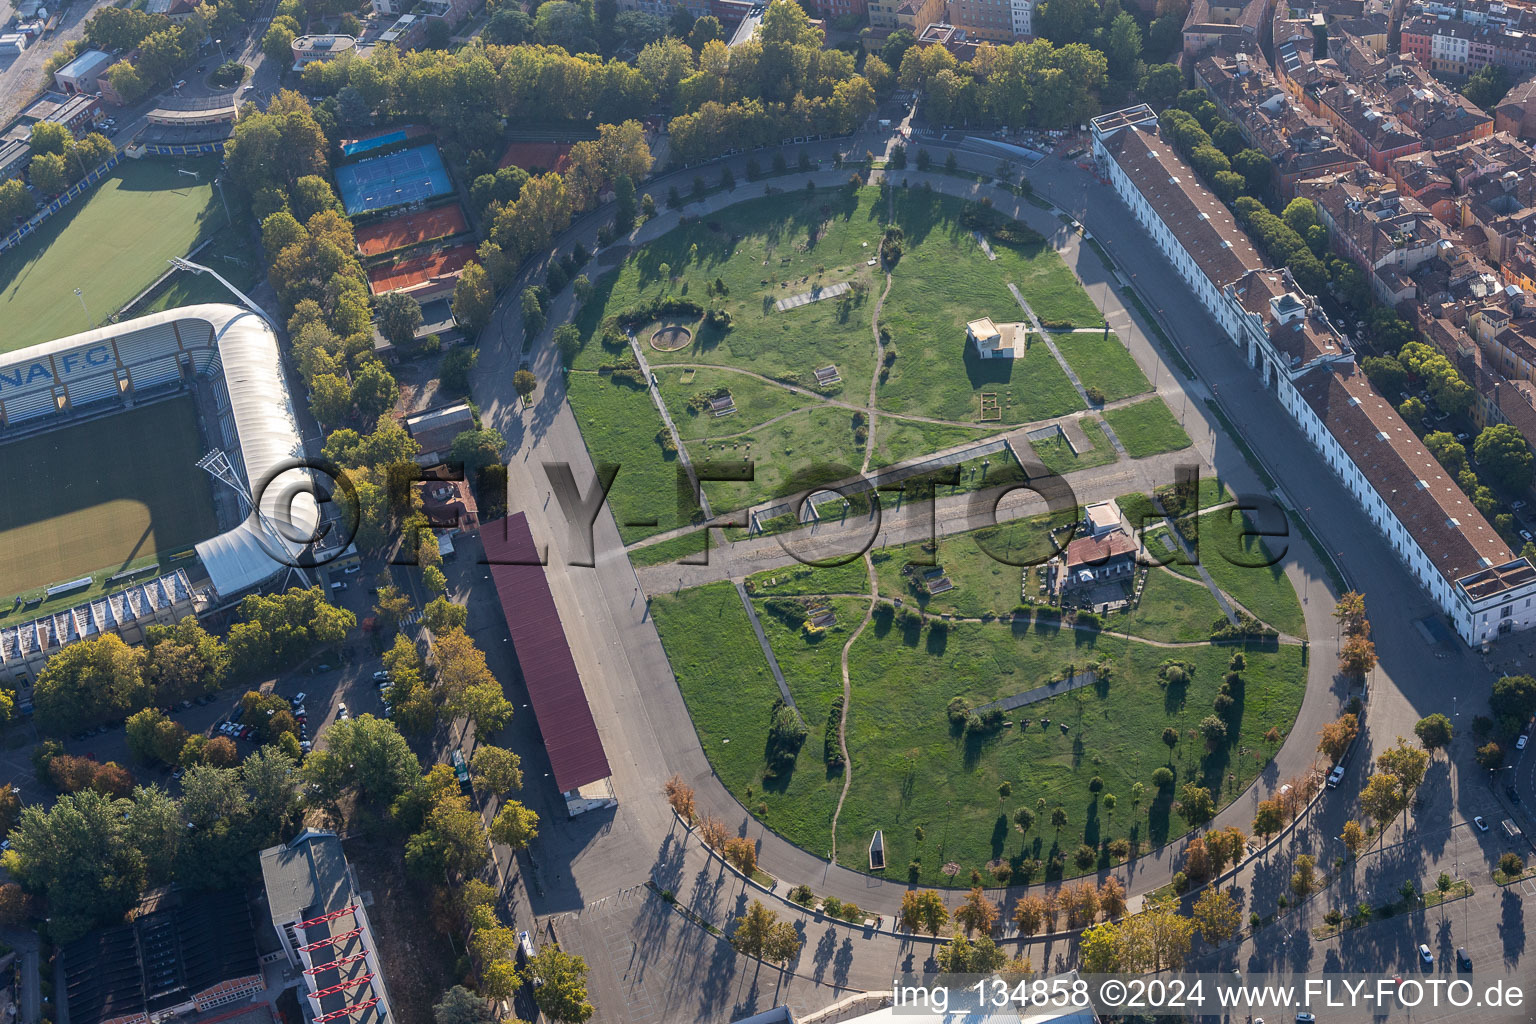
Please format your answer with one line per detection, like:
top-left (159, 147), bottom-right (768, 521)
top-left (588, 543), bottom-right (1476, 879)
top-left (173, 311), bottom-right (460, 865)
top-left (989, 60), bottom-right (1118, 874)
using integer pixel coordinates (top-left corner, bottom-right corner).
top-left (1296, 363), bottom-right (1513, 586)
top-left (1065, 531), bottom-right (1137, 569)
top-left (1103, 125), bottom-right (1265, 287)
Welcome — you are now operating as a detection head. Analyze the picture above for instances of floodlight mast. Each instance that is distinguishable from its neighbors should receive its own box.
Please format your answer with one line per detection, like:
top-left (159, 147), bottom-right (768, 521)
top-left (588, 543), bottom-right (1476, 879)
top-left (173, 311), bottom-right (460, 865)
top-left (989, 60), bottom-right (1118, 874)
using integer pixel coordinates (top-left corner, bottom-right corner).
top-left (196, 448), bottom-right (313, 588)
top-left (168, 256), bottom-right (277, 329)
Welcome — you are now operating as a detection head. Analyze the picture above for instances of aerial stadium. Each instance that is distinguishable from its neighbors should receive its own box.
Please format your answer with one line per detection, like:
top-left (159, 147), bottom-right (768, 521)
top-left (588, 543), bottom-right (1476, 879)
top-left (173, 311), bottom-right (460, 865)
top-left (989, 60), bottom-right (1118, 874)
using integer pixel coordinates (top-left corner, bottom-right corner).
top-left (0, 303), bottom-right (320, 686)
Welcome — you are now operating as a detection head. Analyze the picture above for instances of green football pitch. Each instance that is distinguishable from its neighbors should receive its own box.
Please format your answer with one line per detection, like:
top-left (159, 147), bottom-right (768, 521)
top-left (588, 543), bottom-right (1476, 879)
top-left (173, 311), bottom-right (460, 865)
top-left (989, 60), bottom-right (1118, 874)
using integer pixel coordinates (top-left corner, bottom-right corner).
top-left (0, 159), bottom-right (220, 354)
top-left (0, 397), bottom-right (219, 611)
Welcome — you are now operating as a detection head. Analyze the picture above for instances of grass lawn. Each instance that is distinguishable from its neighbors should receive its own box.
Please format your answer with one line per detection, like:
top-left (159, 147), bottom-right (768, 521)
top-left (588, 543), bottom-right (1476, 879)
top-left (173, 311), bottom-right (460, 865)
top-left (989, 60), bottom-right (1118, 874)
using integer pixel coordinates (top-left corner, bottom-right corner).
top-left (650, 582), bottom-right (854, 859)
top-left (869, 417), bottom-right (1001, 469)
top-left (1115, 478), bottom-right (1231, 533)
top-left (140, 211), bottom-right (262, 315)
top-left (1164, 507), bottom-right (1308, 638)
top-left (871, 512), bottom-right (1072, 618)
top-left (1, 159), bottom-right (221, 352)
top-left (832, 622), bottom-right (1305, 885)
top-left (1053, 333), bottom-right (1150, 402)
top-left (1031, 418), bottom-right (1117, 476)
top-left (1103, 397), bottom-right (1193, 458)
top-left (1114, 569), bottom-right (1228, 643)
top-left (663, 584), bottom-right (1308, 887)
top-left (0, 397), bottom-right (218, 609)
top-left (746, 558), bottom-right (870, 596)
top-left (876, 190), bottom-right (1088, 424)
top-left (627, 529), bottom-right (712, 567)
top-left (656, 366), bottom-right (814, 442)
top-left (573, 186), bottom-right (883, 401)
top-left (565, 371), bottom-right (700, 542)
top-left (689, 405), bottom-right (866, 512)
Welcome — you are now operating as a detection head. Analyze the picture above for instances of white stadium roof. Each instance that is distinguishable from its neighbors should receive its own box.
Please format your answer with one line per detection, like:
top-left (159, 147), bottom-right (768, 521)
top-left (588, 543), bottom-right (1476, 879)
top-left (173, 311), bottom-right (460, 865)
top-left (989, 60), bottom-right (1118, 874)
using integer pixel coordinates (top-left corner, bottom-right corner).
top-left (189, 304), bottom-right (320, 596)
top-left (3, 304), bottom-right (318, 598)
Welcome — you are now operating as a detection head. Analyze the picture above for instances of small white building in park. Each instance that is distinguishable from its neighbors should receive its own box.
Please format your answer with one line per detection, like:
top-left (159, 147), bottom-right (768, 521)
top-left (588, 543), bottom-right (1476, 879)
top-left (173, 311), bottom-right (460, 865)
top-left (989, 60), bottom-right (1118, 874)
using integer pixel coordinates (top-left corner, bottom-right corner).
top-left (967, 317), bottom-right (1029, 359)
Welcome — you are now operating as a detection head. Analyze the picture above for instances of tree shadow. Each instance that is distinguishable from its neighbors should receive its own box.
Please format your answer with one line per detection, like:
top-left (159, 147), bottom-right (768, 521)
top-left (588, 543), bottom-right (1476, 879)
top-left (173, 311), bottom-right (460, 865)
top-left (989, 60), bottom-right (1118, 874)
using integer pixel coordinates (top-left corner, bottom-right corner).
top-left (991, 814), bottom-right (1009, 860)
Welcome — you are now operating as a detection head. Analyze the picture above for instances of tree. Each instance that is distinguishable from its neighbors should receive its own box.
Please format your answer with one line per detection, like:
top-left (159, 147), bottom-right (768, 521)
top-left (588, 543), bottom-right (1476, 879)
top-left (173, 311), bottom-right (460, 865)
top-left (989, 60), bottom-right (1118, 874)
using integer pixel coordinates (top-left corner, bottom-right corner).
top-left (1317, 713), bottom-right (1359, 763)
top-left (1340, 819), bottom-right (1367, 859)
top-left (1376, 737), bottom-right (1430, 798)
top-left (525, 945), bottom-right (594, 1023)
top-left (1339, 632), bottom-right (1377, 679)
top-left (406, 791), bottom-right (489, 877)
top-left (664, 774), bottom-right (696, 821)
top-left (8, 788), bottom-right (144, 941)
top-left (1360, 772), bottom-right (1404, 840)
top-left (29, 151), bottom-right (68, 195)
top-left (1492, 674), bottom-right (1536, 726)
top-left (262, 18), bottom-right (297, 63)
top-left (955, 885), bottom-right (998, 935)
top-left (1475, 424), bottom-right (1534, 490)
top-left (1199, 715), bottom-right (1228, 751)
top-left (350, 361), bottom-right (399, 421)
top-left (35, 633), bottom-right (146, 735)
top-left (0, 179), bottom-right (32, 225)
top-left (144, 616), bottom-right (228, 700)
top-left (1013, 893), bottom-right (1046, 934)
top-left (376, 290), bottom-right (423, 348)
top-left (554, 323), bottom-right (581, 364)
top-left (1252, 800), bottom-right (1284, 842)
top-left (485, 6), bottom-right (531, 43)
top-left (1333, 591), bottom-right (1368, 635)
top-left (1463, 62), bottom-right (1514, 111)
top-left (423, 596), bottom-right (468, 634)
top-left (1477, 740), bottom-right (1505, 769)
top-left (1080, 923), bottom-right (1123, 971)
top-left (28, 120), bottom-right (71, 157)
top-left (433, 985), bottom-right (492, 1024)
top-left (514, 368), bottom-right (539, 405)
top-left (731, 899), bottom-right (778, 957)
top-left (309, 373), bottom-right (353, 427)
top-left (1179, 784), bottom-right (1215, 828)
top-left (1162, 726), bottom-right (1179, 756)
top-left (313, 715), bottom-right (420, 804)
top-left (450, 428), bottom-right (505, 471)
top-left (1290, 853), bottom-right (1318, 897)
top-left (471, 745), bottom-right (523, 795)
top-left (899, 889), bottom-right (948, 935)
top-left (490, 800), bottom-right (540, 851)
top-left (452, 261), bottom-right (495, 335)
top-left (1415, 713), bottom-right (1453, 756)
top-left (1191, 886), bottom-right (1241, 943)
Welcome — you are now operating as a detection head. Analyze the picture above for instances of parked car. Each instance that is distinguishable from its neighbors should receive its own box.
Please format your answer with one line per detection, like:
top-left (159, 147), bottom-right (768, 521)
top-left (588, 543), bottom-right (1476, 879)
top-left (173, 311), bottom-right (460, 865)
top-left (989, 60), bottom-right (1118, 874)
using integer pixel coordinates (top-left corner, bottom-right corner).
top-left (1456, 947), bottom-right (1472, 971)
top-left (1509, 786), bottom-right (1523, 804)
top-left (1518, 734), bottom-right (1529, 751)
top-left (1419, 944), bottom-right (1434, 966)
top-left (1326, 765), bottom-right (1345, 789)
top-left (291, 691), bottom-right (307, 706)
top-left (373, 670), bottom-right (390, 682)
top-left (1474, 815), bottom-right (1489, 832)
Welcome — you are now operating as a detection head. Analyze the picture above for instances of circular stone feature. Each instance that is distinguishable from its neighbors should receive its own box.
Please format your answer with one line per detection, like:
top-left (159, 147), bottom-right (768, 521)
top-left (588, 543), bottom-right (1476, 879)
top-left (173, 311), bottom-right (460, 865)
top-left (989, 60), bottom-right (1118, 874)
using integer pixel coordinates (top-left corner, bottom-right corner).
top-left (649, 324), bottom-right (693, 351)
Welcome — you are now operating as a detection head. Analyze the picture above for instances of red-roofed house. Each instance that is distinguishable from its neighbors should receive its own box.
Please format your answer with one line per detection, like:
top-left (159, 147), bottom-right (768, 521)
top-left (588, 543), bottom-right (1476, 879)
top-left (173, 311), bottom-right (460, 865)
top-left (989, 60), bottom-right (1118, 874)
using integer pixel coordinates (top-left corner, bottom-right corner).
top-left (1063, 532), bottom-right (1138, 594)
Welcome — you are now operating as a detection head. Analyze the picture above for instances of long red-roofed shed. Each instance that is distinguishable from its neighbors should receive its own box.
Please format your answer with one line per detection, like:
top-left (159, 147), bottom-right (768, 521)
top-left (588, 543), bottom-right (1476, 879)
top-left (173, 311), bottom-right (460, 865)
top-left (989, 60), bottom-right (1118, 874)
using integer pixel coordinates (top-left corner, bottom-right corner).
top-left (481, 513), bottom-right (612, 795)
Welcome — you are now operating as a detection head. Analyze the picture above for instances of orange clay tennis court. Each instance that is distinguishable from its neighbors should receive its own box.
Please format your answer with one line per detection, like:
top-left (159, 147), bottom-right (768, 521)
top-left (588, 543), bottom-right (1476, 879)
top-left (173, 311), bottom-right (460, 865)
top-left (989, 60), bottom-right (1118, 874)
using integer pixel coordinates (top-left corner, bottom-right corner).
top-left (367, 244), bottom-right (476, 293)
top-left (355, 204), bottom-right (469, 257)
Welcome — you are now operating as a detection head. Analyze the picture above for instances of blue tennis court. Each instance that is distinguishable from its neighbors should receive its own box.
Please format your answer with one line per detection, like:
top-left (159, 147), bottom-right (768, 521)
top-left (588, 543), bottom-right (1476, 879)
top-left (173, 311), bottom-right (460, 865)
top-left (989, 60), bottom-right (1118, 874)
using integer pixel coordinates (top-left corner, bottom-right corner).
top-left (335, 144), bottom-right (453, 215)
top-left (342, 130), bottom-right (407, 157)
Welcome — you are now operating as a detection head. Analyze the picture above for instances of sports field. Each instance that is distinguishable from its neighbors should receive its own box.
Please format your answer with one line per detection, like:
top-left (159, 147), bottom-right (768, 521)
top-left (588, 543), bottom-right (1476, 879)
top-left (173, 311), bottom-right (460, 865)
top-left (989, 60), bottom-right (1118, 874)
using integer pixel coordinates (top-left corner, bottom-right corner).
top-left (355, 203), bottom-right (469, 257)
top-left (0, 397), bottom-right (219, 602)
top-left (335, 144), bottom-right (453, 215)
top-left (367, 243), bottom-right (475, 293)
top-left (0, 160), bottom-right (219, 354)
